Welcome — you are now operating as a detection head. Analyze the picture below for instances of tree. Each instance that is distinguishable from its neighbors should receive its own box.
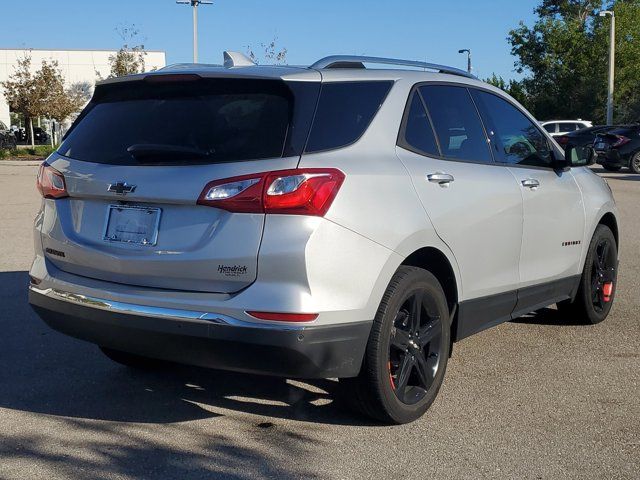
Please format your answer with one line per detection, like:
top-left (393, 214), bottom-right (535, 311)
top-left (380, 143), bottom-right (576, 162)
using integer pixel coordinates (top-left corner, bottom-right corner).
top-left (507, 0), bottom-right (640, 123)
top-left (485, 74), bottom-right (529, 106)
top-left (105, 25), bottom-right (147, 78)
top-left (1, 56), bottom-right (87, 146)
top-left (245, 37), bottom-right (288, 65)
top-left (1, 56), bottom-right (40, 146)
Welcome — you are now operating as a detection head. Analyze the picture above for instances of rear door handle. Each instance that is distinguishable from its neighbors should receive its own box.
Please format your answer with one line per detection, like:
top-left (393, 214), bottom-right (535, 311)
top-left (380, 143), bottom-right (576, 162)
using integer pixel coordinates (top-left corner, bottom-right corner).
top-left (521, 178), bottom-right (540, 189)
top-left (427, 173), bottom-right (455, 185)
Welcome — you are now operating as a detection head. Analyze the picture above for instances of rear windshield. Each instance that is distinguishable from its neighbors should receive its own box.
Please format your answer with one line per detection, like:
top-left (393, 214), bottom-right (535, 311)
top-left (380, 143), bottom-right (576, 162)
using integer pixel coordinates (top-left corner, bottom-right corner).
top-left (59, 78), bottom-right (319, 165)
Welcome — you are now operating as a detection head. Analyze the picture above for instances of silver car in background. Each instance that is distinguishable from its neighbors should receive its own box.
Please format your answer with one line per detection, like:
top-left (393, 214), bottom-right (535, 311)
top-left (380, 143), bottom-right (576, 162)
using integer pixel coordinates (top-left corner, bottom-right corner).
top-left (29, 53), bottom-right (619, 424)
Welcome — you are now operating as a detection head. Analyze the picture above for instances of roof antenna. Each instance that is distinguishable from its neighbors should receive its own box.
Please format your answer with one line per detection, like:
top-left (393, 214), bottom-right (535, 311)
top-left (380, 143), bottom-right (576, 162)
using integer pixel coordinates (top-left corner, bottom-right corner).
top-left (223, 51), bottom-right (256, 68)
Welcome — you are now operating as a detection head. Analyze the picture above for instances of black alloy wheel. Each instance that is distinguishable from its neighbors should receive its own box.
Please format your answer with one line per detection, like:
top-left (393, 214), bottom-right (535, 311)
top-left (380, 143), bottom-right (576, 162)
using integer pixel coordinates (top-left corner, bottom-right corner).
top-left (388, 290), bottom-right (443, 405)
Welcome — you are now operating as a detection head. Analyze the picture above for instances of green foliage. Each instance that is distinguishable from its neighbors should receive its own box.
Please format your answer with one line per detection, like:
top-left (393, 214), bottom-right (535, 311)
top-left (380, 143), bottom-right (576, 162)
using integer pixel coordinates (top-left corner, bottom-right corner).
top-left (0, 145), bottom-right (56, 160)
top-left (485, 74), bottom-right (529, 106)
top-left (506, 0), bottom-right (640, 123)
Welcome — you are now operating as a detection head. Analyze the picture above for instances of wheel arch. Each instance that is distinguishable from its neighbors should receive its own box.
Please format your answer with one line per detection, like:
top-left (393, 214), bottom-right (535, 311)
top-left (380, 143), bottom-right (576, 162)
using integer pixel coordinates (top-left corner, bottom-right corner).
top-left (598, 212), bottom-right (619, 249)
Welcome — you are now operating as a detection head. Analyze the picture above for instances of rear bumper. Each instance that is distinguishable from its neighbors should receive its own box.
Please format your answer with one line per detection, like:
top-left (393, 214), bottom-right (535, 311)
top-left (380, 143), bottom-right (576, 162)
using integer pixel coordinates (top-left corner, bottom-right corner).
top-left (29, 286), bottom-right (372, 379)
top-left (596, 149), bottom-right (627, 167)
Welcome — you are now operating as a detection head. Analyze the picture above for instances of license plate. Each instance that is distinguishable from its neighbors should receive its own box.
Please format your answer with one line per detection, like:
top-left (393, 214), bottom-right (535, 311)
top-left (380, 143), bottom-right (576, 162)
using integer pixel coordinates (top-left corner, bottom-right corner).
top-left (595, 142), bottom-right (607, 150)
top-left (103, 205), bottom-right (161, 246)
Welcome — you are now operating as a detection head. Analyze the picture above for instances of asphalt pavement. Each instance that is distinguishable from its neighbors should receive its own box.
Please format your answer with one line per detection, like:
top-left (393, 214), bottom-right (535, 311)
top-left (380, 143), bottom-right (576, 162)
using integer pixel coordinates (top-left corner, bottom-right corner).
top-left (0, 162), bottom-right (637, 479)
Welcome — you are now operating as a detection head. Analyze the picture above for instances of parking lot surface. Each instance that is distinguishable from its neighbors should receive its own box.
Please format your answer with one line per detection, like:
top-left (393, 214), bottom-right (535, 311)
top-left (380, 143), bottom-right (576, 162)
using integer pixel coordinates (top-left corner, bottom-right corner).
top-left (0, 162), bottom-right (637, 479)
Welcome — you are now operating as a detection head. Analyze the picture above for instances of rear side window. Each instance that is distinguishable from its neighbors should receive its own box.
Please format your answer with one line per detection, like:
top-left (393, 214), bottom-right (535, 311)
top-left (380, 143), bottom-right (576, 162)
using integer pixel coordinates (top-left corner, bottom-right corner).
top-left (471, 90), bottom-right (552, 168)
top-left (560, 123), bottom-right (578, 132)
top-left (59, 78), bottom-right (319, 165)
top-left (399, 91), bottom-right (439, 156)
top-left (305, 81), bottom-right (392, 153)
top-left (419, 85), bottom-right (492, 163)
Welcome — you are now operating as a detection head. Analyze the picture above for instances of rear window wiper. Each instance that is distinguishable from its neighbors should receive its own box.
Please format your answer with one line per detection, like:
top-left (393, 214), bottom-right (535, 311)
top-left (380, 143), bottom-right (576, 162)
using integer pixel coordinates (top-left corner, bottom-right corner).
top-left (127, 144), bottom-right (214, 161)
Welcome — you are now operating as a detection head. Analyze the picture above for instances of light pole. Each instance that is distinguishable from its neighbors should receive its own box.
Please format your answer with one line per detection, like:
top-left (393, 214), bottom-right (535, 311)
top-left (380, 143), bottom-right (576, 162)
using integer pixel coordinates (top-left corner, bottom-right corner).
top-left (599, 10), bottom-right (615, 125)
top-left (458, 49), bottom-right (472, 74)
top-left (177, 0), bottom-right (213, 63)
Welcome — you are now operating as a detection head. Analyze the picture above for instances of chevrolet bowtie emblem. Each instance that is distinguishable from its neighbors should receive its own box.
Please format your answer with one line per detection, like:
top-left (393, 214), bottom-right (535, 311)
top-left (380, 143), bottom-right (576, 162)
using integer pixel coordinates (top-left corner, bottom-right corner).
top-left (108, 182), bottom-right (137, 196)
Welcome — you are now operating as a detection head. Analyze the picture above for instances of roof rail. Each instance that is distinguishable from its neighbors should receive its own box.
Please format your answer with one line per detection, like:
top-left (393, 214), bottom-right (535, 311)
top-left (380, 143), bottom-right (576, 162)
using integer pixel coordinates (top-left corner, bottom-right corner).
top-left (310, 55), bottom-right (476, 79)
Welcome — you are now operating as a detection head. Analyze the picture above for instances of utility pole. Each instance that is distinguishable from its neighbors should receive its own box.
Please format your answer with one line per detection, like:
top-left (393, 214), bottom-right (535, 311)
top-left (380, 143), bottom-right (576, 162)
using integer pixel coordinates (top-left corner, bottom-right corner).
top-left (599, 10), bottom-right (615, 125)
top-left (176, 0), bottom-right (213, 63)
top-left (458, 49), bottom-right (472, 74)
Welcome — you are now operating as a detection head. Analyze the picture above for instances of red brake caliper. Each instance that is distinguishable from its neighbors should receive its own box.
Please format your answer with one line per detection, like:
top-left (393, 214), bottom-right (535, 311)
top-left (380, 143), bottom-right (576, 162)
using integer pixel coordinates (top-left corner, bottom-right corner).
top-left (388, 362), bottom-right (395, 390)
top-left (603, 282), bottom-right (614, 302)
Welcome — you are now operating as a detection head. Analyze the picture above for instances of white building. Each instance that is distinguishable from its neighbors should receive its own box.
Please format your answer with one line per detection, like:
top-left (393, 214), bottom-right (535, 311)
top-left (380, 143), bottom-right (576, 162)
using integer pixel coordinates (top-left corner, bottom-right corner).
top-left (0, 48), bottom-right (166, 128)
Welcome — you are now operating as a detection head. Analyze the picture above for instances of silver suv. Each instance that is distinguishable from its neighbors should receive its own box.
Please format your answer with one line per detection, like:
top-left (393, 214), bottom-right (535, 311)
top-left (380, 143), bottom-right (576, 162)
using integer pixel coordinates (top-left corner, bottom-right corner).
top-left (29, 54), bottom-right (619, 424)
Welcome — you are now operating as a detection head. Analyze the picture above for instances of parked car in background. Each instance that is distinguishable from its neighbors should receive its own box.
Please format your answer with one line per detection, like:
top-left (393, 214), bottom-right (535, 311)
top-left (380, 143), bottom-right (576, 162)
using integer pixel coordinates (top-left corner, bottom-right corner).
top-left (555, 125), bottom-right (619, 149)
top-left (595, 124), bottom-right (640, 173)
top-left (540, 120), bottom-right (592, 137)
top-left (33, 127), bottom-right (50, 145)
top-left (12, 126), bottom-right (50, 145)
top-left (0, 121), bottom-right (17, 149)
top-left (29, 53), bottom-right (619, 424)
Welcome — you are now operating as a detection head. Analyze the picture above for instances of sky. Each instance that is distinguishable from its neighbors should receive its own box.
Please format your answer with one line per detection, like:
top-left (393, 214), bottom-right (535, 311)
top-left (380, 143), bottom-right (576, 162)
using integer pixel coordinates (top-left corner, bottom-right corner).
top-left (0, 0), bottom-right (540, 81)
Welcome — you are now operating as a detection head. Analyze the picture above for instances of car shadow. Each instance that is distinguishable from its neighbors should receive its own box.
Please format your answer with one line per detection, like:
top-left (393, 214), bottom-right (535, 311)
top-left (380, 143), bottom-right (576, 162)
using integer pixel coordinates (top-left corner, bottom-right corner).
top-left (0, 271), bottom-right (376, 427)
top-left (590, 166), bottom-right (640, 181)
top-left (510, 307), bottom-right (585, 326)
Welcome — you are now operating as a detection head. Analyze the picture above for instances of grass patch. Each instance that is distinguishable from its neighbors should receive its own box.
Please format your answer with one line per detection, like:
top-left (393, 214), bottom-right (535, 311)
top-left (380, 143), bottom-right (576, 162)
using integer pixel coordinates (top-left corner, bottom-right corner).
top-left (0, 145), bottom-right (57, 160)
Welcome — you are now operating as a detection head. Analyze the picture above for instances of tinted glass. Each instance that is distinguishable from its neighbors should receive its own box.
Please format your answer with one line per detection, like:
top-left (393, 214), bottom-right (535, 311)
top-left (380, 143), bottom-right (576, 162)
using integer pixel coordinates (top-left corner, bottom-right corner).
top-left (560, 123), bottom-right (578, 132)
top-left (305, 81), bottom-right (392, 153)
top-left (419, 85), bottom-right (491, 163)
top-left (59, 78), bottom-right (319, 165)
top-left (472, 90), bottom-right (552, 168)
top-left (400, 91), bottom-right (439, 156)
top-left (543, 123), bottom-right (556, 133)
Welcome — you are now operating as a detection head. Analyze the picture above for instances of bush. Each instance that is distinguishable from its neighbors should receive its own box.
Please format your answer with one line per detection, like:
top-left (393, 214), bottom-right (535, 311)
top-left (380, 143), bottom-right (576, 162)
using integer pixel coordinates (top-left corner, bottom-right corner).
top-left (0, 145), bottom-right (57, 160)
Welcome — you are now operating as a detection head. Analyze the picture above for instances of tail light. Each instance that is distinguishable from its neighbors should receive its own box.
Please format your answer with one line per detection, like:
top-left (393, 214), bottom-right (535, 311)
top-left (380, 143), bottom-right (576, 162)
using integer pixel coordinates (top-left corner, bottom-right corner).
top-left (556, 135), bottom-right (570, 146)
top-left (197, 168), bottom-right (345, 216)
top-left (611, 135), bottom-right (631, 148)
top-left (37, 163), bottom-right (68, 199)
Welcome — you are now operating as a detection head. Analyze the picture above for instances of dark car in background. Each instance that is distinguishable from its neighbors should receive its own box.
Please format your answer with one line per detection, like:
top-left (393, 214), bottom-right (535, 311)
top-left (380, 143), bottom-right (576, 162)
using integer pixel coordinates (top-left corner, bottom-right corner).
top-left (0, 121), bottom-right (17, 149)
top-left (594, 125), bottom-right (640, 173)
top-left (13, 126), bottom-right (50, 145)
top-left (555, 125), bottom-right (618, 150)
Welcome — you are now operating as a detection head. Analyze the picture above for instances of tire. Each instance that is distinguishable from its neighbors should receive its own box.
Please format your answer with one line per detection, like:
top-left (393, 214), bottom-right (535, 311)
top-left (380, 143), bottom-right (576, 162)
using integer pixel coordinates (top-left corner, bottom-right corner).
top-left (557, 224), bottom-right (617, 324)
top-left (629, 152), bottom-right (640, 174)
top-left (340, 266), bottom-right (450, 424)
top-left (100, 346), bottom-right (166, 370)
top-left (602, 165), bottom-right (621, 172)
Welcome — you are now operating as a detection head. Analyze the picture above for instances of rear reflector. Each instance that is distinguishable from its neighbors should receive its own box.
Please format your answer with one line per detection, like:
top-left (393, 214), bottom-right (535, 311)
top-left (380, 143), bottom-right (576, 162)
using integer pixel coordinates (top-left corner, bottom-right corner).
top-left (197, 168), bottom-right (345, 216)
top-left (246, 311), bottom-right (319, 322)
top-left (37, 163), bottom-right (68, 199)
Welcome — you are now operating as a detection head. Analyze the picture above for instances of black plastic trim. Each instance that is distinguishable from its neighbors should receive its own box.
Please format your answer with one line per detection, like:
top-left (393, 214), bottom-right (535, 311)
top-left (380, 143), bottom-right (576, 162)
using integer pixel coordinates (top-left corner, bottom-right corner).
top-left (455, 275), bottom-right (581, 342)
top-left (29, 291), bottom-right (372, 379)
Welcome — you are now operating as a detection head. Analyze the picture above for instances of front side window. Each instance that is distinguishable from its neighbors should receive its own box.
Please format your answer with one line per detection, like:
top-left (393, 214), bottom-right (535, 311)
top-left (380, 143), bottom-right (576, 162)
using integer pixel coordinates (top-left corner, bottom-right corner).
top-left (419, 85), bottom-right (492, 163)
top-left (472, 90), bottom-right (552, 168)
top-left (543, 123), bottom-right (556, 133)
top-left (560, 123), bottom-right (578, 132)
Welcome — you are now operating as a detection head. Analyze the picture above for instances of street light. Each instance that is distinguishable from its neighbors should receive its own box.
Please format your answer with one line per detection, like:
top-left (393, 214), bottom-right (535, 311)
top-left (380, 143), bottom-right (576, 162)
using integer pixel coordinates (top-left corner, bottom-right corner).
top-left (599, 10), bottom-right (615, 125)
top-left (177, 0), bottom-right (213, 63)
top-left (458, 49), bottom-right (472, 74)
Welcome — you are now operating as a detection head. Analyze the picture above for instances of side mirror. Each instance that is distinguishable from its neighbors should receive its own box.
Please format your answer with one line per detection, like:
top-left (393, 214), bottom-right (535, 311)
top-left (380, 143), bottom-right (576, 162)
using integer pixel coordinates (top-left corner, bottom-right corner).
top-left (550, 149), bottom-right (570, 170)
top-left (565, 145), bottom-right (596, 167)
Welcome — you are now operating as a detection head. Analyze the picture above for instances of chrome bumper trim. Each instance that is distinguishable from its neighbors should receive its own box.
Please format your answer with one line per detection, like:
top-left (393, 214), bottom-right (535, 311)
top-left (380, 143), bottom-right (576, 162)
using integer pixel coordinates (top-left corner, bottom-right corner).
top-left (29, 286), bottom-right (305, 331)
